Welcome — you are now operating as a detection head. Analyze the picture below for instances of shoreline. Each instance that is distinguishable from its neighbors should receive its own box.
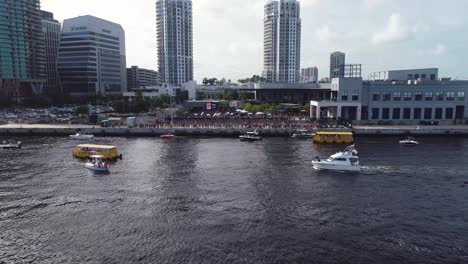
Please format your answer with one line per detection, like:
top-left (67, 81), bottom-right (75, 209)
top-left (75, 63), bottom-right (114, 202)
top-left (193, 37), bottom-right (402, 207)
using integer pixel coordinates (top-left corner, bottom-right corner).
top-left (1, 124), bottom-right (468, 137)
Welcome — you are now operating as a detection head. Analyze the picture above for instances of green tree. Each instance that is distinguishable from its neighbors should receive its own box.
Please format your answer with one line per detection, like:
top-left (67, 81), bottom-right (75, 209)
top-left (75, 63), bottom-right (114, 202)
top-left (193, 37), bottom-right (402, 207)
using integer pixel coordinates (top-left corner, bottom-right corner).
top-left (76, 105), bottom-right (89, 115)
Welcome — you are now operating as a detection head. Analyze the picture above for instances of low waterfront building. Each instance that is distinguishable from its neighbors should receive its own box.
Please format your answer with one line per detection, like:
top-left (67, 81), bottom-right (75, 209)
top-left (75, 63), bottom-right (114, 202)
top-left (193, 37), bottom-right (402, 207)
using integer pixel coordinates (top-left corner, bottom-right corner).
top-left (127, 66), bottom-right (160, 90)
top-left (252, 82), bottom-right (331, 104)
top-left (310, 68), bottom-right (468, 124)
top-left (123, 84), bottom-right (178, 99)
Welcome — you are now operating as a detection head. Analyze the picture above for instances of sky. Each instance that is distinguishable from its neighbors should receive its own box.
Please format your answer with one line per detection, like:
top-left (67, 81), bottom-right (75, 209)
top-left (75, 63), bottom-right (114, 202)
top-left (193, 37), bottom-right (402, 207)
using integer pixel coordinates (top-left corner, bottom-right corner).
top-left (41, 0), bottom-right (468, 82)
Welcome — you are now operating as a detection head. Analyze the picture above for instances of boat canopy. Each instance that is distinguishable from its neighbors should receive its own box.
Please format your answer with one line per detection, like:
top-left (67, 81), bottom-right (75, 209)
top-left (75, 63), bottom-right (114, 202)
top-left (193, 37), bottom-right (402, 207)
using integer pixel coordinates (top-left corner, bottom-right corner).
top-left (77, 144), bottom-right (116, 150)
top-left (316, 132), bottom-right (353, 135)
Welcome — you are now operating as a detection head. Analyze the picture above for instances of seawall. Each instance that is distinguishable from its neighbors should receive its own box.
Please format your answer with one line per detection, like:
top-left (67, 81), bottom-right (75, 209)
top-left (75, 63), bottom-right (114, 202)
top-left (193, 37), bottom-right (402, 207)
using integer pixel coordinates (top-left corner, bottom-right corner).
top-left (1, 124), bottom-right (468, 137)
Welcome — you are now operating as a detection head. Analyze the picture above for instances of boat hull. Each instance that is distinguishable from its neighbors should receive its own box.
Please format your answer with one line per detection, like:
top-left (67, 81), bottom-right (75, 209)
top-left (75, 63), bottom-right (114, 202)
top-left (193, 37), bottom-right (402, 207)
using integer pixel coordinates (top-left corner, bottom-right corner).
top-left (85, 163), bottom-right (109, 173)
top-left (240, 136), bottom-right (262, 142)
top-left (160, 135), bottom-right (176, 139)
top-left (312, 161), bottom-right (361, 172)
top-left (399, 141), bottom-right (419, 146)
top-left (70, 135), bottom-right (94, 140)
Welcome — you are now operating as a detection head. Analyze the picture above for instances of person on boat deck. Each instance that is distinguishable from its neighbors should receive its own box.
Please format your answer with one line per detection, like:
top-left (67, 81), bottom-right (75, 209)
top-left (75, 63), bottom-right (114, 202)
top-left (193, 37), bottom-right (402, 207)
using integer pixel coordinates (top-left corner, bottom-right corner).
top-left (316, 156), bottom-right (321, 162)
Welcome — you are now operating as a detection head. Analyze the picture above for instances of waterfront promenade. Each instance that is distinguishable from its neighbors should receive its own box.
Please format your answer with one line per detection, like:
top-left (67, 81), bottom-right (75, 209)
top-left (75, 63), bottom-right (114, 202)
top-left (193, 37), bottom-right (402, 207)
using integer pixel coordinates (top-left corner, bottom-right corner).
top-left (1, 123), bottom-right (468, 137)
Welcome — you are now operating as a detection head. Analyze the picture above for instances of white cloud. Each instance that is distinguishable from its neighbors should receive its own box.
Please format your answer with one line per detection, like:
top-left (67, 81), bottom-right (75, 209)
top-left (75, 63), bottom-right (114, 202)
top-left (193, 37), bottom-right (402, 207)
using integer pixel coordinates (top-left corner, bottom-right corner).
top-left (432, 43), bottom-right (447, 56)
top-left (371, 13), bottom-right (408, 45)
top-left (316, 26), bottom-right (336, 42)
top-left (362, 0), bottom-right (386, 9)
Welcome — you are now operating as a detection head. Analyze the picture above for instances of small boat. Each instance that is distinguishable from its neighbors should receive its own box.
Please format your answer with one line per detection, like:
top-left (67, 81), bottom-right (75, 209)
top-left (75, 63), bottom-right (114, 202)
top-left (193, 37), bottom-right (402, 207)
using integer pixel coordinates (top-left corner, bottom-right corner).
top-left (84, 155), bottom-right (110, 173)
top-left (0, 140), bottom-right (22, 149)
top-left (73, 144), bottom-right (122, 160)
top-left (69, 132), bottom-right (94, 140)
top-left (240, 130), bottom-right (262, 142)
top-left (160, 134), bottom-right (176, 139)
top-left (399, 137), bottom-right (419, 146)
top-left (292, 129), bottom-right (315, 138)
top-left (312, 145), bottom-right (361, 172)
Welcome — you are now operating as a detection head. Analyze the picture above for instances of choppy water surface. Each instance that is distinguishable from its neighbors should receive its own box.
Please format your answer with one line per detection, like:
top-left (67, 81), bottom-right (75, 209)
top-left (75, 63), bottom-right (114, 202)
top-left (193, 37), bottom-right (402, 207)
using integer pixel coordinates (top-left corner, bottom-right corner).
top-left (0, 136), bottom-right (467, 263)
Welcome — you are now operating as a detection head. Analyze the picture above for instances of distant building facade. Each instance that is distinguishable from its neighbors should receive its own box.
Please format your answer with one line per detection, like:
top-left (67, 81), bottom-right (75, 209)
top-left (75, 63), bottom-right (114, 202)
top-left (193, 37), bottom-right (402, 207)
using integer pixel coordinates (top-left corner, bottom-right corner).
top-left (0, 0), bottom-right (46, 100)
top-left (263, 0), bottom-right (301, 83)
top-left (301, 67), bottom-right (318, 83)
top-left (329, 51), bottom-right (345, 79)
top-left (41, 11), bottom-right (61, 95)
top-left (127, 66), bottom-right (160, 90)
top-left (58, 15), bottom-right (127, 96)
top-left (156, 0), bottom-right (193, 85)
top-left (369, 68), bottom-right (438, 81)
top-left (310, 68), bottom-right (467, 123)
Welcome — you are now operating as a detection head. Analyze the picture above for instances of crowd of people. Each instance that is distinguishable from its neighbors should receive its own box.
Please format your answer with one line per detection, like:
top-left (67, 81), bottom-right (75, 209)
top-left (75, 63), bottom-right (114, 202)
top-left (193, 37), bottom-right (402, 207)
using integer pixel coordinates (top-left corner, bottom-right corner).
top-left (133, 113), bottom-right (351, 130)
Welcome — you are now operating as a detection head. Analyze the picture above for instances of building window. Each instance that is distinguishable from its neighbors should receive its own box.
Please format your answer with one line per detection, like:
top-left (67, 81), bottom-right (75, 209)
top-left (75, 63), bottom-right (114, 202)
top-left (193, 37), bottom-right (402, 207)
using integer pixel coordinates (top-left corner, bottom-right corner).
top-left (435, 108), bottom-right (443, 119)
top-left (447, 92), bottom-right (455, 101)
top-left (415, 92), bottom-right (422, 101)
top-left (458, 91), bottom-right (465, 101)
top-left (352, 90), bottom-right (359, 101)
top-left (403, 108), bottom-right (411, 119)
top-left (372, 108), bottom-right (380, 120)
top-left (424, 108), bottom-right (432, 119)
top-left (383, 92), bottom-right (391, 101)
top-left (425, 92), bottom-right (433, 101)
top-left (421, 74), bottom-right (427, 79)
top-left (414, 108), bottom-right (422, 119)
top-left (341, 90), bottom-right (348, 101)
top-left (393, 108), bottom-right (401, 120)
top-left (430, 74), bottom-right (436, 80)
top-left (446, 108), bottom-right (454, 119)
top-left (403, 92), bottom-right (412, 101)
top-left (407, 74), bottom-right (413, 80)
top-left (415, 74), bottom-right (420, 80)
top-left (372, 93), bottom-right (380, 101)
top-left (382, 108), bottom-right (390, 120)
top-left (393, 92), bottom-right (401, 101)
top-left (436, 92), bottom-right (444, 101)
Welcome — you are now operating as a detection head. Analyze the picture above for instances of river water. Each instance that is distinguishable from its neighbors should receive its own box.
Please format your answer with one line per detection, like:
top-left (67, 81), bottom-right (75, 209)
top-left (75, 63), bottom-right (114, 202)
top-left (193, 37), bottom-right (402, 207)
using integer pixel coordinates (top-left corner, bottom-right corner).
top-left (0, 136), bottom-right (467, 263)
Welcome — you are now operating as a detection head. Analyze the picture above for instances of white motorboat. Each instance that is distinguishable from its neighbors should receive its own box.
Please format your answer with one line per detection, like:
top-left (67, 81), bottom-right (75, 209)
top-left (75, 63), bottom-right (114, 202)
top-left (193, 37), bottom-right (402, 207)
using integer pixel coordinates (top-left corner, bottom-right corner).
top-left (84, 155), bottom-right (110, 173)
top-left (312, 145), bottom-right (361, 172)
top-left (399, 137), bottom-right (419, 146)
top-left (240, 130), bottom-right (262, 142)
top-left (0, 140), bottom-right (22, 149)
top-left (292, 129), bottom-right (315, 138)
top-left (69, 132), bottom-right (94, 140)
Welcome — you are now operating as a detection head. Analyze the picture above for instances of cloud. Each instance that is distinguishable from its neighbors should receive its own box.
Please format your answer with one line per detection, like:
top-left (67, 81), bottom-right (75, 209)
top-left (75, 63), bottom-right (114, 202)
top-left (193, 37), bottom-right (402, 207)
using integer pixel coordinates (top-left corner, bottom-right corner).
top-left (432, 44), bottom-right (446, 56)
top-left (362, 0), bottom-right (386, 9)
top-left (371, 13), bottom-right (408, 45)
top-left (316, 26), bottom-right (337, 42)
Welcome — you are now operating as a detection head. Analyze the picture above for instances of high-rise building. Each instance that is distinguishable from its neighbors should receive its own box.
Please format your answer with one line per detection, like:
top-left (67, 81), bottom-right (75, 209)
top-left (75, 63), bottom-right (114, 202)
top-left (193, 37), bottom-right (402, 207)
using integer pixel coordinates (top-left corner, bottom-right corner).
top-left (301, 67), bottom-right (318, 83)
top-left (156, 0), bottom-right (193, 85)
top-left (263, 0), bottom-right (301, 83)
top-left (41, 11), bottom-right (61, 95)
top-left (58, 15), bottom-right (127, 96)
top-left (330, 51), bottom-right (345, 79)
top-left (0, 0), bottom-right (46, 99)
top-left (127, 66), bottom-right (160, 89)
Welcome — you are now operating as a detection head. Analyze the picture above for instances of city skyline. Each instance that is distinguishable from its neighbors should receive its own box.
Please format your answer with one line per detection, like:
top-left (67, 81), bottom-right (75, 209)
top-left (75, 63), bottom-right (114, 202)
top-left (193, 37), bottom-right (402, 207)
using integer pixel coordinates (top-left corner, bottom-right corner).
top-left (42, 0), bottom-right (468, 82)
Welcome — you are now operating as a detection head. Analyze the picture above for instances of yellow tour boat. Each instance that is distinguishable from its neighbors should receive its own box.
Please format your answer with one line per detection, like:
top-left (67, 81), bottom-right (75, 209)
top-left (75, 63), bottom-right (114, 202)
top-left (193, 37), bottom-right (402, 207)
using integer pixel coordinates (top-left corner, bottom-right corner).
top-left (313, 131), bottom-right (354, 144)
top-left (72, 144), bottom-right (121, 160)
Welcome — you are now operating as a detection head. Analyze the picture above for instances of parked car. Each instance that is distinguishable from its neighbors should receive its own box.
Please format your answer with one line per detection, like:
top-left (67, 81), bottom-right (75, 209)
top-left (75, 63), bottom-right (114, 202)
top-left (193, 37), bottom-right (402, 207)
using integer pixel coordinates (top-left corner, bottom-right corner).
top-left (419, 120), bottom-right (439, 126)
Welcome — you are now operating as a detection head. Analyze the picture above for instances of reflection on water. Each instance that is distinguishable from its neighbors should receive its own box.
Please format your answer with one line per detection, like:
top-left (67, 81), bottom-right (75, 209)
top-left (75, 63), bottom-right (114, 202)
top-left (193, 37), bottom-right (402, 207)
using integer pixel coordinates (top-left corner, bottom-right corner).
top-left (0, 136), bottom-right (467, 263)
